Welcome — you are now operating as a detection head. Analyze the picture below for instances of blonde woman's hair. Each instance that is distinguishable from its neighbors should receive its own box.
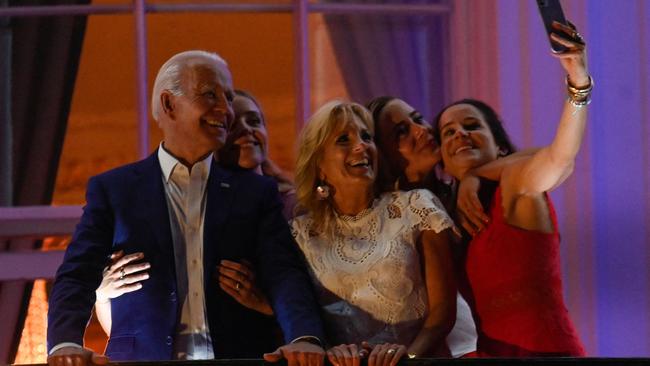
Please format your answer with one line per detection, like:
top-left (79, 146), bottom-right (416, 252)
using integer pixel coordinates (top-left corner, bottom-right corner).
top-left (294, 100), bottom-right (375, 234)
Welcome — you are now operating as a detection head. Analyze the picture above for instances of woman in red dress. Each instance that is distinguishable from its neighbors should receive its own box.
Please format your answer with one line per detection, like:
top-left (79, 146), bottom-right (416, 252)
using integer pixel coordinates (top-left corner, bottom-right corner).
top-left (430, 21), bottom-right (590, 356)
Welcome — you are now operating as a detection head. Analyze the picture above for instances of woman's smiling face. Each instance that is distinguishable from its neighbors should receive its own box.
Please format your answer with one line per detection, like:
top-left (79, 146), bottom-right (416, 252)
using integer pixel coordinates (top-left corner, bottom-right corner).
top-left (438, 103), bottom-right (501, 179)
top-left (222, 94), bottom-right (268, 170)
top-left (376, 99), bottom-right (439, 181)
top-left (319, 115), bottom-right (378, 193)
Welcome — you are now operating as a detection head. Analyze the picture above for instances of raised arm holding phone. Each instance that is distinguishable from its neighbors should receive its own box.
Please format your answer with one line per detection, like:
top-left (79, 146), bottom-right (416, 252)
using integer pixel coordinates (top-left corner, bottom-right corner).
top-left (431, 10), bottom-right (591, 356)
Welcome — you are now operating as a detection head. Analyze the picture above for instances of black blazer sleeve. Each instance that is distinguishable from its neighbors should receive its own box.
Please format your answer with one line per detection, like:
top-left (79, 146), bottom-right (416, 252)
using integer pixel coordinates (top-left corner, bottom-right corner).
top-left (255, 179), bottom-right (325, 343)
top-left (47, 176), bottom-right (114, 350)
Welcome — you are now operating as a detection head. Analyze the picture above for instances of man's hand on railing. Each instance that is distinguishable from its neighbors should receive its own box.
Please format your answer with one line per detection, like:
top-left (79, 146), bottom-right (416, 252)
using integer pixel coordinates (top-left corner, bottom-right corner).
top-left (264, 341), bottom-right (325, 366)
top-left (47, 346), bottom-right (108, 366)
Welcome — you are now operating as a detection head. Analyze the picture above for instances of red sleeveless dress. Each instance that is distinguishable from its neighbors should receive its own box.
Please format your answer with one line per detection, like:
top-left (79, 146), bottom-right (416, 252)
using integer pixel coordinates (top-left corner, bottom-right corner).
top-left (464, 187), bottom-right (585, 357)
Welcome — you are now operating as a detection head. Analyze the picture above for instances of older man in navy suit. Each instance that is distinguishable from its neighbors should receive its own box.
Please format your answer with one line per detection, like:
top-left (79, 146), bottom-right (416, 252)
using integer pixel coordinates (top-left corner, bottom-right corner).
top-left (47, 50), bottom-right (326, 366)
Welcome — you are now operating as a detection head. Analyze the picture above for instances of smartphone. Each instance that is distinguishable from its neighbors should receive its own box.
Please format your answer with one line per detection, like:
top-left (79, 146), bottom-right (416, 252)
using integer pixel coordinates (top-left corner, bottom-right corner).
top-left (536, 0), bottom-right (568, 53)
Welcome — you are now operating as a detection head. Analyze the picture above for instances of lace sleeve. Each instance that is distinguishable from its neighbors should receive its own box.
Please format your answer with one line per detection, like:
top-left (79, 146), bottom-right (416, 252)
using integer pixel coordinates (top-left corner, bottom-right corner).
top-left (405, 189), bottom-right (455, 234)
top-left (289, 215), bottom-right (310, 251)
top-left (289, 217), bottom-right (302, 238)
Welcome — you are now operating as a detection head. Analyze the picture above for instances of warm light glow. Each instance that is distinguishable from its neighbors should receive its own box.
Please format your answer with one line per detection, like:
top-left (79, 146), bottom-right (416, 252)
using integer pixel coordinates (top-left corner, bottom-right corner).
top-left (14, 280), bottom-right (48, 364)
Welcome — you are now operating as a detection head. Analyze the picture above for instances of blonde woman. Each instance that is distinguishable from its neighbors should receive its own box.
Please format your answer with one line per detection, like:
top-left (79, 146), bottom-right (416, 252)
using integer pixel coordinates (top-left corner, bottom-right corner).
top-left (291, 101), bottom-right (457, 366)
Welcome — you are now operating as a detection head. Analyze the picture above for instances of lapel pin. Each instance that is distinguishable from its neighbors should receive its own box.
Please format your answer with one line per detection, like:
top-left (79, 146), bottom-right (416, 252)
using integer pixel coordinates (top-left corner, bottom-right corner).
top-left (220, 182), bottom-right (230, 188)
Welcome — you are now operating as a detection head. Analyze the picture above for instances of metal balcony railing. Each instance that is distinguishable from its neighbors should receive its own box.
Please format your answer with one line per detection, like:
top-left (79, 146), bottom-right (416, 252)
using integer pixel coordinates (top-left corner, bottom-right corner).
top-left (13, 356), bottom-right (650, 366)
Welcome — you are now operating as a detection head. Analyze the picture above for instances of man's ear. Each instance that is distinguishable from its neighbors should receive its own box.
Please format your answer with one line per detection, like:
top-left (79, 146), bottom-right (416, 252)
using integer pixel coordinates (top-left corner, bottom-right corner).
top-left (160, 91), bottom-right (175, 118)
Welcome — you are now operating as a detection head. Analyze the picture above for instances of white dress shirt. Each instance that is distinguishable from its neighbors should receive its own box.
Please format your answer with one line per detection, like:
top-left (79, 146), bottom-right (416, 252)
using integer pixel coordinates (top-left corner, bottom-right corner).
top-left (158, 145), bottom-right (214, 360)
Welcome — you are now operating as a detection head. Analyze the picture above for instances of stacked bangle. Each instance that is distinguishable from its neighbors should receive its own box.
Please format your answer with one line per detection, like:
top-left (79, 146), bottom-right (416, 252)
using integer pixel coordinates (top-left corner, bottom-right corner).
top-left (566, 75), bottom-right (593, 107)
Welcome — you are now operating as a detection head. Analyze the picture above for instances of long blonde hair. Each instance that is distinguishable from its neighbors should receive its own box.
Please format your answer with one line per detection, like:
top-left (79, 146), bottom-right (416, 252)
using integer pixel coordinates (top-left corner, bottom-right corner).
top-left (294, 100), bottom-right (375, 234)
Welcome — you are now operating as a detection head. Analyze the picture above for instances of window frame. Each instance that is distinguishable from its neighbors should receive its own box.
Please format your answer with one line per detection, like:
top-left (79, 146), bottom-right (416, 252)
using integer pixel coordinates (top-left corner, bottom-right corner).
top-left (0, 0), bottom-right (451, 280)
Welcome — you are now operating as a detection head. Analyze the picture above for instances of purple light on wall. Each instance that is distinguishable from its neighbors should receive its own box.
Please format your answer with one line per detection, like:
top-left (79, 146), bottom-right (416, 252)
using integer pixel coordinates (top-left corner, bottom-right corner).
top-left (486, 0), bottom-right (650, 356)
top-left (587, 0), bottom-right (650, 356)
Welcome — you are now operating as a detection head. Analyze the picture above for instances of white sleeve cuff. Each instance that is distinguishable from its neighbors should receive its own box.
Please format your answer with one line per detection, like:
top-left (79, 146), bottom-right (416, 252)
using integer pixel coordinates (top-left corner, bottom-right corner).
top-left (49, 342), bottom-right (83, 355)
top-left (290, 335), bottom-right (322, 347)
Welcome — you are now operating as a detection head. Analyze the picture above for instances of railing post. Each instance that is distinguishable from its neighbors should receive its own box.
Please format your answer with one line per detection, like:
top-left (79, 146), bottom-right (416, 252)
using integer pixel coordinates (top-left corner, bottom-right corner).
top-left (293, 0), bottom-right (310, 132)
top-left (134, 0), bottom-right (149, 159)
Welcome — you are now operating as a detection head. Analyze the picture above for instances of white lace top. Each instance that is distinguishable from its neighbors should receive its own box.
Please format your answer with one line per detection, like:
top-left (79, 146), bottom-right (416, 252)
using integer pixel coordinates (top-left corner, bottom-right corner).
top-left (290, 189), bottom-right (455, 347)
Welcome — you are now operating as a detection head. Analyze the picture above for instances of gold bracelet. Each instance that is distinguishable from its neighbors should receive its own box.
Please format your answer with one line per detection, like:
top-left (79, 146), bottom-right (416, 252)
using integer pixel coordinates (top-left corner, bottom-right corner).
top-left (566, 75), bottom-right (594, 107)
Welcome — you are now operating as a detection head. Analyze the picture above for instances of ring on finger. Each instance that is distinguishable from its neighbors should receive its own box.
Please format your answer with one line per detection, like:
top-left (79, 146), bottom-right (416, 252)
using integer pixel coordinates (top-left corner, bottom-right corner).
top-left (572, 31), bottom-right (585, 44)
top-left (235, 282), bottom-right (242, 291)
top-left (386, 348), bottom-right (396, 355)
top-left (119, 268), bottom-right (126, 280)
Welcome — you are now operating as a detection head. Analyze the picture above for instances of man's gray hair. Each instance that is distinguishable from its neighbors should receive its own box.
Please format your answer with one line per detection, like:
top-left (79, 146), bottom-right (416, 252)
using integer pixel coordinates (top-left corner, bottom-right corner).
top-left (151, 50), bottom-right (228, 121)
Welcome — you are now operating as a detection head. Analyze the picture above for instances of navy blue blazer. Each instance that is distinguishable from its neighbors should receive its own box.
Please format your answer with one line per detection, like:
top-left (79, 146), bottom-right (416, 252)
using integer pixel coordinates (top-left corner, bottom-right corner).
top-left (47, 152), bottom-right (324, 360)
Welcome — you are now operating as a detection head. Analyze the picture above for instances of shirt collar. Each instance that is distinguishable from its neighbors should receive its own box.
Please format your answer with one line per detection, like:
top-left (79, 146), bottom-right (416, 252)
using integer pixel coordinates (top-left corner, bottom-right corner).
top-left (157, 142), bottom-right (214, 183)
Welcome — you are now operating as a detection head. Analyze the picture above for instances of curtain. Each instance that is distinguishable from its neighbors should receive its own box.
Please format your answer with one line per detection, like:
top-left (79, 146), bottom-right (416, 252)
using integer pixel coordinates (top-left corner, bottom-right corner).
top-left (0, 0), bottom-right (89, 363)
top-left (322, 0), bottom-right (448, 119)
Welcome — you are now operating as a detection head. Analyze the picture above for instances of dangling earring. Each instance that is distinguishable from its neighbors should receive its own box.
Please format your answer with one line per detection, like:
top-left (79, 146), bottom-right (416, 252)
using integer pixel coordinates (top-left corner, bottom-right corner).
top-left (315, 182), bottom-right (330, 200)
